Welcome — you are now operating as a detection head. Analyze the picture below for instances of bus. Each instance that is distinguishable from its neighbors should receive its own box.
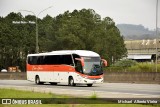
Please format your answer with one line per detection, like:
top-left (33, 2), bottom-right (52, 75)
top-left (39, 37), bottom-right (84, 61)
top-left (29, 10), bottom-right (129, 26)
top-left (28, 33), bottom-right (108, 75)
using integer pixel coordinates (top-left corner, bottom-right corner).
top-left (27, 50), bottom-right (107, 87)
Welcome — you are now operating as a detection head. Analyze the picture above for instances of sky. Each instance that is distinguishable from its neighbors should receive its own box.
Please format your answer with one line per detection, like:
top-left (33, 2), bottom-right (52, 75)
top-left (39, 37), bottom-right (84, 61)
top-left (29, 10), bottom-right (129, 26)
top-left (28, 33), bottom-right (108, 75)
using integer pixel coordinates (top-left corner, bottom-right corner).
top-left (0, 0), bottom-right (159, 30)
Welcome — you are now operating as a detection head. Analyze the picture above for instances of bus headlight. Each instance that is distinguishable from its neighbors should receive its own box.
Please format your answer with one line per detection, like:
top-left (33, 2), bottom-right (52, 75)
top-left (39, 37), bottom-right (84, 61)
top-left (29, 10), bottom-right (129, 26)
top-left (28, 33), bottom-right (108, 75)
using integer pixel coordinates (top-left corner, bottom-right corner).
top-left (83, 68), bottom-right (85, 72)
top-left (100, 75), bottom-right (103, 79)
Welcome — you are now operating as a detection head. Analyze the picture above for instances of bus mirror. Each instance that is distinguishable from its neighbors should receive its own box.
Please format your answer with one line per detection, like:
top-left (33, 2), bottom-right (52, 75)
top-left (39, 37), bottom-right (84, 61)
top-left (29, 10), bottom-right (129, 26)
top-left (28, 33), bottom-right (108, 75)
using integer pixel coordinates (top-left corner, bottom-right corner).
top-left (101, 59), bottom-right (107, 67)
top-left (75, 58), bottom-right (84, 66)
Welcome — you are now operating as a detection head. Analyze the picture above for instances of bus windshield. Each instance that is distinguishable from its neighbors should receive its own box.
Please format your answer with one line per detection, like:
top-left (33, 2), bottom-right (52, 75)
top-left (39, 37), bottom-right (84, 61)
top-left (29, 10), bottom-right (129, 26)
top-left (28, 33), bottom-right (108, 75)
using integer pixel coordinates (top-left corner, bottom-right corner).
top-left (83, 57), bottom-right (103, 76)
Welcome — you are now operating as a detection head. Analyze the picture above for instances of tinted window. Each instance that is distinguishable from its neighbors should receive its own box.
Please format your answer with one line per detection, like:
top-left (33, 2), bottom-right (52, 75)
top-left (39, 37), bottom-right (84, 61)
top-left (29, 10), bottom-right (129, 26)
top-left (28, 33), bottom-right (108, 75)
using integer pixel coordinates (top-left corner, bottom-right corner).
top-left (72, 54), bottom-right (83, 73)
top-left (37, 56), bottom-right (44, 64)
top-left (28, 56), bottom-right (44, 65)
top-left (63, 55), bottom-right (74, 65)
top-left (84, 57), bottom-right (100, 62)
top-left (28, 56), bottom-right (36, 65)
top-left (72, 54), bottom-right (80, 66)
top-left (28, 55), bottom-right (73, 65)
top-left (28, 56), bottom-right (32, 64)
top-left (44, 55), bottom-right (56, 64)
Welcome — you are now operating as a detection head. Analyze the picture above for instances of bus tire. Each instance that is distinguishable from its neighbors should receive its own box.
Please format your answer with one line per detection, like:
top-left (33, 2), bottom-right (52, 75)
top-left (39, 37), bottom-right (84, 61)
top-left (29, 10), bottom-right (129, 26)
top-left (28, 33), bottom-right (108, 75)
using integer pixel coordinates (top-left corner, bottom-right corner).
top-left (50, 82), bottom-right (57, 85)
top-left (35, 76), bottom-right (43, 85)
top-left (69, 77), bottom-right (76, 86)
top-left (87, 84), bottom-right (93, 87)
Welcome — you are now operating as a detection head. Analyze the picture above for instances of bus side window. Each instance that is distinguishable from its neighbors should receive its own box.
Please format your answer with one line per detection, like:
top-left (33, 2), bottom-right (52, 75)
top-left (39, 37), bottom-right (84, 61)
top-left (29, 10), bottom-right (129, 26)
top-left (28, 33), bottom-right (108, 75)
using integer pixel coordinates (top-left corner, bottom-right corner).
top-left (32, 56), bottom-right (38, 65)
top-left (28, 56), bottom-right (32, 65)
top-left (63, 55), bottom-right (74, 66)
top-left (44, 55), bottom-right (54, 65)
top-left (44, 55), bottom-right (60, 65)
top-left (72, 54), bottom-right (80, 66)
top-left (72, 54), bottom-right (83, 73)
top-left (76, 61), bottom-right (83, 73)
top-left (37, 56), bottom-right (43, 65)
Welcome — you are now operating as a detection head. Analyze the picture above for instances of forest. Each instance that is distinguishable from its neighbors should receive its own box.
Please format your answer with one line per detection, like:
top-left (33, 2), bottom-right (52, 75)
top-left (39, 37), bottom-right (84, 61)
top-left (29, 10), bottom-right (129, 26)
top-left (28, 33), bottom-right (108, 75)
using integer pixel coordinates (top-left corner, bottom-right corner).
top-left (0, 9), bottom-right (127, 71)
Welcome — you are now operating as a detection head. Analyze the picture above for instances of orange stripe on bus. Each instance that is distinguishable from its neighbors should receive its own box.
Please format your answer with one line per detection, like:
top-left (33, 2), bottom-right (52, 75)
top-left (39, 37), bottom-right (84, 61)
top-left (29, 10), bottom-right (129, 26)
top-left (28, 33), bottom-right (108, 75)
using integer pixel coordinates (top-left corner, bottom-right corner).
top-left (27, 64), bottom-right (102, 78)
top-left (27, 64), bottom-right (75, 72)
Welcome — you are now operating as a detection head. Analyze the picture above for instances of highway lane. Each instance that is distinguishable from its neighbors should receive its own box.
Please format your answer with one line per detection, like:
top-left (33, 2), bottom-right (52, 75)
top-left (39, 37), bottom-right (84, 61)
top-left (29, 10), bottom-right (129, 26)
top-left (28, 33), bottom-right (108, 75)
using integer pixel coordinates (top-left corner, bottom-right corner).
top-left (0, 80), bottom-right (160, 98)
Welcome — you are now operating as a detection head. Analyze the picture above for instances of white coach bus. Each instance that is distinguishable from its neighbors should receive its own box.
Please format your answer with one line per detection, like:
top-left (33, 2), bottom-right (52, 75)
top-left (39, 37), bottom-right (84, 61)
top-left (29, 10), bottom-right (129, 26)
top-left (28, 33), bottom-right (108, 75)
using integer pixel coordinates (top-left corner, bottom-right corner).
top-left (27, 50), bottom-right (107, 87)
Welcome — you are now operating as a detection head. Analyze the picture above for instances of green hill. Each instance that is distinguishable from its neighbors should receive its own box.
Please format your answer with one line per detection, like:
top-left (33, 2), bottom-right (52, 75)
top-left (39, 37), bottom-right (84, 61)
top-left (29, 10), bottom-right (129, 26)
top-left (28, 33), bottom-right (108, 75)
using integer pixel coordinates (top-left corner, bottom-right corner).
top-left (116, 24), bottom-right (159, 40)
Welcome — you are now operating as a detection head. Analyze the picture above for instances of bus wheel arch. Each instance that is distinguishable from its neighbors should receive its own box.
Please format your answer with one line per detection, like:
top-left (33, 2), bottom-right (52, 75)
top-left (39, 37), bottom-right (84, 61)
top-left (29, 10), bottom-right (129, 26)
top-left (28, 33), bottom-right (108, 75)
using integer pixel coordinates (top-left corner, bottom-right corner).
top-left (68, 76), bottom-right (76, 86)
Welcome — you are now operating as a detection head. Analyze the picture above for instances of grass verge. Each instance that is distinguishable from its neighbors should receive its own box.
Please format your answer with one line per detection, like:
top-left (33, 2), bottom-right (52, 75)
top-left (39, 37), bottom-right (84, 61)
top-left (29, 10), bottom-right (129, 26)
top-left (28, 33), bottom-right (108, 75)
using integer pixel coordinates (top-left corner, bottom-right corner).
top-left (0, 88), bottom-right (159, 107)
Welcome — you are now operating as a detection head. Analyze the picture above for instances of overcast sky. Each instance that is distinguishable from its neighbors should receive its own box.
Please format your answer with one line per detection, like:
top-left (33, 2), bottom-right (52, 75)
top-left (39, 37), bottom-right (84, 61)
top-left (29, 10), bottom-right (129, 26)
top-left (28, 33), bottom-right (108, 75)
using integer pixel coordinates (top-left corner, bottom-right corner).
top-left (0, 0), bottom-right (159, 30)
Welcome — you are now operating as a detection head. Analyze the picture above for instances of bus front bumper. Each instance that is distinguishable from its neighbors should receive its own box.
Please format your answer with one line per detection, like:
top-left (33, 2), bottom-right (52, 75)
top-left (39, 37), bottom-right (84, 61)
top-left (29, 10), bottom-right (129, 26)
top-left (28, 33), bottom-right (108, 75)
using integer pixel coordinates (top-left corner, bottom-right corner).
top-left (82, 78), bottom-right (103, 84)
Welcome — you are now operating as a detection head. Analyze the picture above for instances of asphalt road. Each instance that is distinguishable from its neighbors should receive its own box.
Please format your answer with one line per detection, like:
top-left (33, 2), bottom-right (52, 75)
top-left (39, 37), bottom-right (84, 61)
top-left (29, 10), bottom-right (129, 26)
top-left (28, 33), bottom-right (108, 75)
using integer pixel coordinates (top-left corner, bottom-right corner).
top-left (0, 80), bottom-right (160, 98)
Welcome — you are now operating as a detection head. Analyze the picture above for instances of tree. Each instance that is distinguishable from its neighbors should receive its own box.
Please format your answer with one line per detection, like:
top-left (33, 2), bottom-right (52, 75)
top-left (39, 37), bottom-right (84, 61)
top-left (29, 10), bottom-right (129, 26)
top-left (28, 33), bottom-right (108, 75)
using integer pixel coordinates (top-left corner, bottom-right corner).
top-left (50, 9), bottom-right (127, 64)
top-left (0, 9), bottom-right (127, 71)
top-left (0, 12), bottom-right (36, 71)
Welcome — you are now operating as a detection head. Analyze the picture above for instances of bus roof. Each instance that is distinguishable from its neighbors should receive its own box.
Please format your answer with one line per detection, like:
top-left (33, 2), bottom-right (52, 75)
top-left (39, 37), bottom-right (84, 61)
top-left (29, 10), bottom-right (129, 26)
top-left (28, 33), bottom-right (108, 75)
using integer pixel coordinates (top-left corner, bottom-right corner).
top-left (27, 50), bottom-right (100, 57)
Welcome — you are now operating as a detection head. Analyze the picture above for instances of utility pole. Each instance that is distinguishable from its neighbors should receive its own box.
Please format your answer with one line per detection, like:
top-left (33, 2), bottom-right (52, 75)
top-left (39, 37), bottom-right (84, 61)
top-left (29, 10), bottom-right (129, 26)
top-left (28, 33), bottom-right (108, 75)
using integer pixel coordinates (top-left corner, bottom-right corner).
top-left (156, 0), bottom-right (159, 72)
top-left (19, 6), bottom-right (52, 53)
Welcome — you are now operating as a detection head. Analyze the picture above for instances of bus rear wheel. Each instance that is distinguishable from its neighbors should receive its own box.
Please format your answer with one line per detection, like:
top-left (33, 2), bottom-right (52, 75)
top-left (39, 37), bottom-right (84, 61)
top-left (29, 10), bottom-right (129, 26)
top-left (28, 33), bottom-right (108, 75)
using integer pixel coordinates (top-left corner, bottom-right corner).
top-left (35, 76), bottom-right (43, 85)
top-left (50, 82), bottom-right (57, 85)
top-left (87, 84), bottom-right (93, 87)
top-left (69, 77), bottom-right (76, 86)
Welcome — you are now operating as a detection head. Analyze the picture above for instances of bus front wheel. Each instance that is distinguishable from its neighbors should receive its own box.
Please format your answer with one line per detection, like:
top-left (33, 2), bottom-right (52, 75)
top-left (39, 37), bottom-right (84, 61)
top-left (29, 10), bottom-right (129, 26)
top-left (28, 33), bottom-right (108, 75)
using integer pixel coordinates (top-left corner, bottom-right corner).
top-left (69, 77), bottom-right (76, 86)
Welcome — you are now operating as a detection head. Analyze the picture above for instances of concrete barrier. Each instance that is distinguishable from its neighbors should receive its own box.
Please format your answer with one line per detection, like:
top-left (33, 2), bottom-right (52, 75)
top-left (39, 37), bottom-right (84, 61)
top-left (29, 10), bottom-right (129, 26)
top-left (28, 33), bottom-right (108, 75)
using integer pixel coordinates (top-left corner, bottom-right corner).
top-left (104, 71), bottom-right (160, 84)
top-left (0, 72), bottom-right (27, 80)
top-left (0, 72), bottom-right (160, 84)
